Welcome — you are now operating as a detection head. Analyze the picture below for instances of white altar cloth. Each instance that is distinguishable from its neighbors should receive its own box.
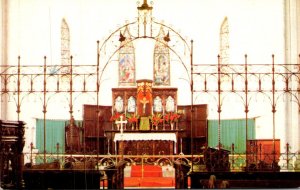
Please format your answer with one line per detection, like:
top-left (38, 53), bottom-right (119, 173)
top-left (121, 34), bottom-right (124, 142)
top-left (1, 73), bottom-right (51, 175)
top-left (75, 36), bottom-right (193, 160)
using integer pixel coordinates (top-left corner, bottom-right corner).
top-left (113, 133), bottom-right (177, 142)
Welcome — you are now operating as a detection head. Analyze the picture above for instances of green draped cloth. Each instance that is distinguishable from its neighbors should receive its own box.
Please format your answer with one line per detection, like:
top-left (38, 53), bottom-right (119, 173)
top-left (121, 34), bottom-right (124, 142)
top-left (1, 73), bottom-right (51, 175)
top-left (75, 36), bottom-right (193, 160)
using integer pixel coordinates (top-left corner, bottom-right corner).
top-left (139, 117), bottom-right (150, 130)
top-left (208, 118), bottom-right (255, 153)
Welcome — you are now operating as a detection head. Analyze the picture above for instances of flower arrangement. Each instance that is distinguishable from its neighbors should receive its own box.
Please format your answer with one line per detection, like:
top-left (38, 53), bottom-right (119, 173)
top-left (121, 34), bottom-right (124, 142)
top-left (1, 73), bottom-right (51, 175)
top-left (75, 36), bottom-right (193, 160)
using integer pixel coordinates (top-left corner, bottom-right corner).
top-left (126, 113), bottom-right (139, 124)
top-left (151, 113), bottom-right (163, 127)
top-left (164, 113), bottom-right (170, 123)
top-left (110, 113), bottom-right (125, 122)
top-left (164, 112), bottom-right (180, 123)
top-left (170, 112), bottom-right (180, 123)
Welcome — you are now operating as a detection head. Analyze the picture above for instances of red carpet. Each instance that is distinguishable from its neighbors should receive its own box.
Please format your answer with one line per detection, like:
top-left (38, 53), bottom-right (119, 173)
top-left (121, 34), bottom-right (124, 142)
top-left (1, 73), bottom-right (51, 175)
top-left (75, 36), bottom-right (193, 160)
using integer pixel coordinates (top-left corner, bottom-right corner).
top-left (127, 165), bottom-right (173, 187)
top-left (100, 165), bottom-right (177, 188)
top-left (100, 176), bottom-right (190, 188)
top-left (131, 165), bottom-right (162, 177)
top-left (125, 177), bottom-right (174, 187)
top-left (100, 177), bottom-right (175, 188)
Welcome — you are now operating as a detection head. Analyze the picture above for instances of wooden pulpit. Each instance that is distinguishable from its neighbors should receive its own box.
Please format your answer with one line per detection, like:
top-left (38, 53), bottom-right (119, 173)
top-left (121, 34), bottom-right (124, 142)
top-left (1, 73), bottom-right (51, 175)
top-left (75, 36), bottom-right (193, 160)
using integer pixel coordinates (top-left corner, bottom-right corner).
top-left (65, 117), bottom-right (81, 153)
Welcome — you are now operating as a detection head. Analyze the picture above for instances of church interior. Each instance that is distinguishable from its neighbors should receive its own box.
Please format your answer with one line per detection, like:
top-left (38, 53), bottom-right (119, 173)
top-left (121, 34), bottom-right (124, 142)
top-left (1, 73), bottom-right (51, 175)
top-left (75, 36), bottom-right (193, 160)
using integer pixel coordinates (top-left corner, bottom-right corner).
top-left (1, 0), bottom-right (300, 189)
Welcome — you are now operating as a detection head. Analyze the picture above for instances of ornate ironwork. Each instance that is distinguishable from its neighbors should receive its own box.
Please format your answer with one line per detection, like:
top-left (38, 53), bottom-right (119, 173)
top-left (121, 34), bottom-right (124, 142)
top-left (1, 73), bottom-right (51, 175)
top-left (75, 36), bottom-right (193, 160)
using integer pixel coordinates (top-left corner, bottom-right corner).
top-left (23, 142), bottom-right (300, 172)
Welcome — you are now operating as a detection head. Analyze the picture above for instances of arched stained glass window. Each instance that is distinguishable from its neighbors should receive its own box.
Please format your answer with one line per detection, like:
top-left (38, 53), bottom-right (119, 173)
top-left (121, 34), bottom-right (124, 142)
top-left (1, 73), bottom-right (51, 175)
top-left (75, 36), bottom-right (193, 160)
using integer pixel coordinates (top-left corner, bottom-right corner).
top-left (153, 26), bottom-right (170, 86)
top-left (61, 18), bottom-right (70, 74)
top-left (220, 17), bottom-right (230, 65)
top-left (220, 17), bottom-right (230, 83)
top-left (119, 26), bottom-right (136, 86)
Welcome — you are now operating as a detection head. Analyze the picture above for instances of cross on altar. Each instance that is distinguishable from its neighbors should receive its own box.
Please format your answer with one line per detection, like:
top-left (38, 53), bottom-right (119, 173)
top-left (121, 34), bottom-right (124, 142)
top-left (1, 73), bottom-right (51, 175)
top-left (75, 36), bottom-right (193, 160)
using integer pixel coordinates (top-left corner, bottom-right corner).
top-left (115, 115), bottom-right (127, 134)
top-left (140, 97), bottom-right (149, 114)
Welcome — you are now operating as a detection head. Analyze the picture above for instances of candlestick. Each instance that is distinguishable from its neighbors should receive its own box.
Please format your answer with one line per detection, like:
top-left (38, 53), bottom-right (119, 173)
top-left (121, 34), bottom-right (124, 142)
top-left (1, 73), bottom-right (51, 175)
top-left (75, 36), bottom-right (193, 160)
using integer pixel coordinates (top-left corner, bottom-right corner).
top-left (107, 139), bottom-right (111, 155)
top-left (179, 138), bottom-right (184, 155)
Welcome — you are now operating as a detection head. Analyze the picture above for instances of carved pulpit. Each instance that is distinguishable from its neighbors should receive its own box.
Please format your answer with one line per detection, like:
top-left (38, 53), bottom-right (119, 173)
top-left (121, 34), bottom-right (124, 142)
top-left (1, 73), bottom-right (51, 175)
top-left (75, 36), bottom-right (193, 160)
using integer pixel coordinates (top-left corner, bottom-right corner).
top-left (65, 116), bottom-right (81, 153)
top-left (204, 147), bottom-right (230, 172)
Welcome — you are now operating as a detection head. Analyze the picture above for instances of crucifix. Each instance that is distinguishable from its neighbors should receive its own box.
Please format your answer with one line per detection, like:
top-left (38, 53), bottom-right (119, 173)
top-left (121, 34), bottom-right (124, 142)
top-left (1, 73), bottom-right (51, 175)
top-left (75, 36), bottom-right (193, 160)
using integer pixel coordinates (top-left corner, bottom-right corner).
top-left (115, 115), bottom-right (127, 134)
top-left (140, 97), bottom-right (149, 114)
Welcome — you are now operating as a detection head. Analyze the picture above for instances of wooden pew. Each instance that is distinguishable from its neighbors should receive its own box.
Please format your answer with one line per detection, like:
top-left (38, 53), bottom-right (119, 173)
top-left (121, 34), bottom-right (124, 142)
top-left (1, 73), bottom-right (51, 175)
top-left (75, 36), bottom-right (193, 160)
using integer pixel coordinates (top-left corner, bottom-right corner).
top-left (189, 171), bottom-right (300, 188)
top-left (23, 160), bottom-right (126, 189)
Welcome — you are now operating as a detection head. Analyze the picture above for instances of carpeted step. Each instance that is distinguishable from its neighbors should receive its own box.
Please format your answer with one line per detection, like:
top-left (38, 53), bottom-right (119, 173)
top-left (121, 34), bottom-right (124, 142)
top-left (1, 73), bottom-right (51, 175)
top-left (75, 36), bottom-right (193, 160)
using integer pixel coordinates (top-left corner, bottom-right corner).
top-left (124, 177), bottom-right (174, 187)
top-left (131, 165), bottom-right (162, 177)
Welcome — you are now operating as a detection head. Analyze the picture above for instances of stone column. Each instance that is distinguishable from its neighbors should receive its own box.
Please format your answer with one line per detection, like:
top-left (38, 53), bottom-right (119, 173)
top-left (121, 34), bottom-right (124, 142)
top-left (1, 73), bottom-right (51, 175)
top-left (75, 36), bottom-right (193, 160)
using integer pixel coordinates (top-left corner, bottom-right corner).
top-left (284, 0), bottom-right (300, 154)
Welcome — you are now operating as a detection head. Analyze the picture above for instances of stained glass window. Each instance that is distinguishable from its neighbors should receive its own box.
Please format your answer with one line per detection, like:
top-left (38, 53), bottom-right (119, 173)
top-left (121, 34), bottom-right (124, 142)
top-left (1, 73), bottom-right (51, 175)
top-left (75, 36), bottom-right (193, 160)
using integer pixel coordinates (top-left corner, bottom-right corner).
top-left (119, 26), bottom-right (136, 86)
top-left (220, 17), bottom-right (230, 82)
top-left (61, 18), bottom-right (70, 74)
top-left (153, 26), bottom-right (170, 86)
top-left (220, 17), bottom-right (230, 65)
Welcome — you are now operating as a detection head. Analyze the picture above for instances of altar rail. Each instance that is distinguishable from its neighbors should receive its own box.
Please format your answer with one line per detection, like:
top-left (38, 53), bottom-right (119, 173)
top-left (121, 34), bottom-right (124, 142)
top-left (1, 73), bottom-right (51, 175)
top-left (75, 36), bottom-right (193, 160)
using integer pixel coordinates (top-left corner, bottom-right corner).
top-left (23, 151), bottom-right (300, 172)
top-left (22, 150), bottom-right (300, 189)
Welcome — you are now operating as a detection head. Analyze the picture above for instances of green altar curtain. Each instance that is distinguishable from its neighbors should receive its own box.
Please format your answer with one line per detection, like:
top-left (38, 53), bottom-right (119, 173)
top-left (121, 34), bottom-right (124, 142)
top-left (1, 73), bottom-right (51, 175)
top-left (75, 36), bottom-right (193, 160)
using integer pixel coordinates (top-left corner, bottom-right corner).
top-left (36, 119), bottom-right (66, 154)
top-left (36, 119), bottom-right (83, 154)
top-left (208, 118), bottom-right (255, 153)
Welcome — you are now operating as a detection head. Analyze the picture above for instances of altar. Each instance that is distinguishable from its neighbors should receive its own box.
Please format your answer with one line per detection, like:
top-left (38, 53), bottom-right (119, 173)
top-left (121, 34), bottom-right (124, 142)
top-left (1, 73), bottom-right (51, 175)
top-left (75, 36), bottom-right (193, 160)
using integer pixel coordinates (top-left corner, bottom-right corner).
top-left (114, 132), bottom-right (177, 155)
top-left (83, 79), bottom-right (208, 155)
top-left (106, 130), bottom-right (180, 155)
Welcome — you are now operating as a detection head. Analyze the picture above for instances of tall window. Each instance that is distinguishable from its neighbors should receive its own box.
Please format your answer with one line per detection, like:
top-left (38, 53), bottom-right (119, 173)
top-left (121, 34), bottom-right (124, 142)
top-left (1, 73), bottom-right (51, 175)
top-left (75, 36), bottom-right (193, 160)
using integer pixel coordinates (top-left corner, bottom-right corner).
top-left (119, 26), bottom-right (136, 86)
top-left (220, 17), bottom-right (230, 65)
top-left (220, 17), bottom-right (230, 84)
top-left (153, 26), bottom-right (170, 86)
top-left (61, 18), bottom-right (70, 73)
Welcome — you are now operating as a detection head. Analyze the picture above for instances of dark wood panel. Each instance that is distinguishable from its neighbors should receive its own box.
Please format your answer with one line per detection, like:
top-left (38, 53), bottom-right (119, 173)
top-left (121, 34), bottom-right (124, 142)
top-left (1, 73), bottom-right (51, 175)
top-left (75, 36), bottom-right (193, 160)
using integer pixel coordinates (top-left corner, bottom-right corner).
top-left (83, 105), bottom-right (112, 154)
top-left (178, 104), bottom-right (207, 138)
top-left (84, 138), bottom-right (106, 153)
top-left (83, 105), bottom-right (112, 137)
top-left (193, 120), bottom-right (207, 137)
top-left (178, 104), bottom-right (208, 154)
